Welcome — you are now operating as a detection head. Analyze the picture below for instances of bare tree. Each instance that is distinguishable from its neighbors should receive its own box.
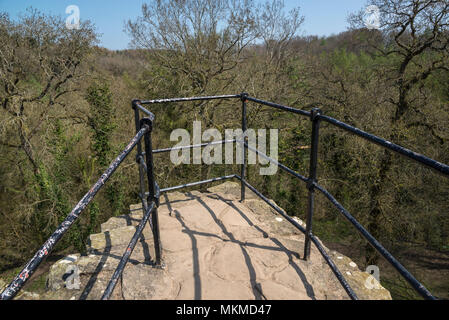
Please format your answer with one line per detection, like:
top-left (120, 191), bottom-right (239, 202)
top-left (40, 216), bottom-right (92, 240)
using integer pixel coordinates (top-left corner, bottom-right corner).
top-left (126, 0), bottom-right (259, 99)
top-left (257, 0), bottom-right (304, 67)
top-left (348, 0), bottom-right (449, 265)
top-left (126, 0), bottom-right (304, 187)
top-left (350, 0), bottom-right (449, 119)
top-left (125, 0), bottom-right (304, 118)
top-left (0, 9), bottom-right (97, 175)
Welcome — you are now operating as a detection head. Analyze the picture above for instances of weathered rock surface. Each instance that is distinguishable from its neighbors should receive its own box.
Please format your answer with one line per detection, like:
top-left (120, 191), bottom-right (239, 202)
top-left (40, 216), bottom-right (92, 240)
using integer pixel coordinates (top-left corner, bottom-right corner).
top-left (14, 181), bottom-right (391, 300)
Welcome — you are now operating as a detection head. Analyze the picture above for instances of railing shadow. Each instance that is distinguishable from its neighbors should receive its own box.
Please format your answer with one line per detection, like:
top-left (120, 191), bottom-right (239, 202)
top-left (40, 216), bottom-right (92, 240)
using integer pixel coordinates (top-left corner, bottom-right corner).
top-left (162, 190), bottom-right (315, 300)
top-left (79, 231), bottom-right (112, 300)
top-left (173, 209), bottom-right (202, 299)
top-left (187, 192), bottom-right (263, 300)
top-left (161, 193), bottom-right (201, 299)
top-left (124, 212), bottom-right (152, 265)
top-left (212, 193), bottom-right (316, 300)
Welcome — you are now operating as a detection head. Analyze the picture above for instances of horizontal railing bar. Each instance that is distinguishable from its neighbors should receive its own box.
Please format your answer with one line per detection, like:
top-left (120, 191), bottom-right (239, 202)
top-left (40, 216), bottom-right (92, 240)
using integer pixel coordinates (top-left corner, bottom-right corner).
top-left (102, 201), bottom-right (156, 300)
top-left (157, 175), bottom-right (237, 193)
top-left (140, 94), bottom-right (241, 105)
top-left (318, 114), bottom-right (449, 177)
top-left (236, 176), bottom-right (357, 300)
top-left (242, 141), bottom-right (309, 183)
top-left (312, 181), bottom-right (436, 300)
top-left (0, 126), bottom-right (149, 301)
top-left (246, 96), bottom-right (311, 117)
top-left (153, 139), bottom-right (236, 154)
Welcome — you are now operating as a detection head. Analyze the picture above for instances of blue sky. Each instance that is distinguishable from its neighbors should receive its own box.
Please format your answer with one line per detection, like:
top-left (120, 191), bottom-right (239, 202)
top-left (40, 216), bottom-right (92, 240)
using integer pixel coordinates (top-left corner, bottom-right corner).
top-left (0, 0), bottom-right (367, 50)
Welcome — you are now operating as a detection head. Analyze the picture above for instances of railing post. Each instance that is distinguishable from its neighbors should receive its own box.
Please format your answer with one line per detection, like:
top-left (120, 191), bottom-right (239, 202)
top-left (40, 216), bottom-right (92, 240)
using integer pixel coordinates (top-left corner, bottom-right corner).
top-left (140, 117), bottom-right (162, 266)
top-left (240, 92), bottom-right (248, 202)
top-left (132, 100), bottom-right (147, 211)
top-left (304, 108), bottom-right (321, 261)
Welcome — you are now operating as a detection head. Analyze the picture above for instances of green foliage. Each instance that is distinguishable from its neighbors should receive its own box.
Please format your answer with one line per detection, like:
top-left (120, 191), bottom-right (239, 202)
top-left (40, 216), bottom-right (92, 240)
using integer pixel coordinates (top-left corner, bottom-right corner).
top-left (106, 179), bottom-right (126, 217)
top-left (29, 121), bottom-right (86, 251)
top-left (85, 80), bottom-right (126, 219)
top-left (86, 80), bottom-right (116, 167)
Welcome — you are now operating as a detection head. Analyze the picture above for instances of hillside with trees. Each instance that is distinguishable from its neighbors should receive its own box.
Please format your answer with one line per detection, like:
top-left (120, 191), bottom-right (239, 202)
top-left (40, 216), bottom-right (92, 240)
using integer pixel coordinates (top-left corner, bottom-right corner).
top-left (0, 0), bottom-right (448, 299)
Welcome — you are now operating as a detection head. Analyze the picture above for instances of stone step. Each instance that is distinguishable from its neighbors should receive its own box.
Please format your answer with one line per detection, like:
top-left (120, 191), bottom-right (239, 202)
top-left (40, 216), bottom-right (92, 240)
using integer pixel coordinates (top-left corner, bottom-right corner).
top-left (88, 225), bottom-right (153, 253)
top-left (101, 216), bottom-right (133, 232)
top-left (100, 203), bottom-right (146, 233)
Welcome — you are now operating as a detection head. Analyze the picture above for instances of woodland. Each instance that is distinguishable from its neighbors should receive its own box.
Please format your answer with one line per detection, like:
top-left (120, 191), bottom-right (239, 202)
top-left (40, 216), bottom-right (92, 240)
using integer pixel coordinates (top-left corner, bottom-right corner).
top-left (0, 0), bottom-right (448, 299)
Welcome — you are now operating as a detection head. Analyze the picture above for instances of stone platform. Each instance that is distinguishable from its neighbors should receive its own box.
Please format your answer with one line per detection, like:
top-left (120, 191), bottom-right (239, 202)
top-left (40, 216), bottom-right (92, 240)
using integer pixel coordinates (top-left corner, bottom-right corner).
top-left (20, 182), bottom-right (391, 300)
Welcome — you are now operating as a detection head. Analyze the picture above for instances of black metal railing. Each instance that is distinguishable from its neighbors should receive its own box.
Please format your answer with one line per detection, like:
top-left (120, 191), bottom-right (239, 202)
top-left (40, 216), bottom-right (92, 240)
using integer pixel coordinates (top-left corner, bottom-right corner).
top-left (1, 93), bottom-right (448, 301)
top-left (129, 93), bottom-right (449, 300)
